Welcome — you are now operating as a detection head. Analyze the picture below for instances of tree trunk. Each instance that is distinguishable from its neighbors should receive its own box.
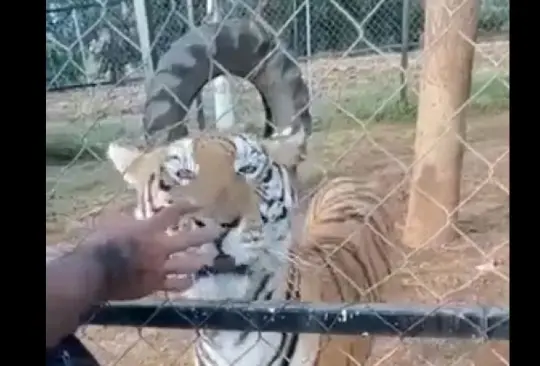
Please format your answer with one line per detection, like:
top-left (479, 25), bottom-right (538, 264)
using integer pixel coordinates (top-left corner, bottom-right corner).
top-left (403, 0), bottom-right (479, 248)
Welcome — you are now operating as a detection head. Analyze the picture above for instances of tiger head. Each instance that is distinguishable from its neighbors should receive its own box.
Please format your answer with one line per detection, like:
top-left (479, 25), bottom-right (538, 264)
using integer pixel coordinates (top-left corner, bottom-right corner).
top-left (107, 127), bottom-right (306, 299)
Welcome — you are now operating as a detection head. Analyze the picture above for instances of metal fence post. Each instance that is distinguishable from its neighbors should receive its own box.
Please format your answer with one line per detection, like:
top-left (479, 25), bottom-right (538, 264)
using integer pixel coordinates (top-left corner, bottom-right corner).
top-left (187, 0), bottom-right (206, 130)
top-left (71, 8), bottom-right (90, 83)
top-left (207, 0), bottom-right (235, 130)
top-left (400, 0), bottom-right (411, 105)
top-left (305, 0), bottom-right (312, 110)
top-left (133, 0), bottom-right (154, 83)
top-left (292, 0), bottom-right (299, 54)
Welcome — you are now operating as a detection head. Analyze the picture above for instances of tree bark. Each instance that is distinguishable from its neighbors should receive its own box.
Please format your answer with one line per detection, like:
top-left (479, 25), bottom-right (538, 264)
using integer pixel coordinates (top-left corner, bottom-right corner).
top-left (403, 0), bottom-right (479, 248)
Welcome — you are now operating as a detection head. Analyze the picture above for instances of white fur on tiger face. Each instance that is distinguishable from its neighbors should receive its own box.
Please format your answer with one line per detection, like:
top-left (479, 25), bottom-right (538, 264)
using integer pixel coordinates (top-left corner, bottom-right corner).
top-left (107, 130), bottom-right (304, 304)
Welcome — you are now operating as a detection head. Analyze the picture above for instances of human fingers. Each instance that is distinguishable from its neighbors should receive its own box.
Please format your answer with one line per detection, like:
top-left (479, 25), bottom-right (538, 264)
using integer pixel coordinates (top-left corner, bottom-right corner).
top-left (164, 254), bottom-right (213, 275)
top-left (145, 200), bottom-right (202, 232)
top-left (163, 226), bottom-right (222, 255)
top-left (93, 210), bottom-right (135, 231)
top-left (163, 275), bottom-right (194, 292)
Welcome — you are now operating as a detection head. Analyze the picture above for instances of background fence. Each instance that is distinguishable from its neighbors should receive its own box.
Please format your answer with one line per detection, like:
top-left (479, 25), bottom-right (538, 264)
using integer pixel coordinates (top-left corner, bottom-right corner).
top-left (46, 0), bottom-right (509, 91)
top-left (46, 0), bottom-right (509, 365)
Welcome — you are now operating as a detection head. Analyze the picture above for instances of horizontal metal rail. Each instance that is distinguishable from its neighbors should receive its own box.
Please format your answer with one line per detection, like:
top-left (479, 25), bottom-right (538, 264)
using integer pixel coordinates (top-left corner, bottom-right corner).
top-left (87, 300), bottom-right (509, 340)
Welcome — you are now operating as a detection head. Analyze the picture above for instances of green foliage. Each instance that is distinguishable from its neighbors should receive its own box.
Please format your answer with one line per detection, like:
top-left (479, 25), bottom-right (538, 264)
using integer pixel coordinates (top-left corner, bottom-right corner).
top-left (46, 0), bottom-right (509, 89)
top-left (479, 0), bottom-right (510, 33)
top-left (316, 71), bottom-right (509, 130)
top-left (46, 0), bottom-right (140, 89)
top-left (46, 43), bottom-right (85, 87)
top-left (45, 120), bottom-right (133, 164)
top-left (295, 0), bottom-right (426, 55)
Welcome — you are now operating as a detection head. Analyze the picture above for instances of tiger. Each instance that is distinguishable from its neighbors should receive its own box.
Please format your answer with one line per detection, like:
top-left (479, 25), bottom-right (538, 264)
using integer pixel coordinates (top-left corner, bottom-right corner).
top-left (106, 127), bottom-right (397, 366)
top-left (290, 176), bottom-right (398, 365)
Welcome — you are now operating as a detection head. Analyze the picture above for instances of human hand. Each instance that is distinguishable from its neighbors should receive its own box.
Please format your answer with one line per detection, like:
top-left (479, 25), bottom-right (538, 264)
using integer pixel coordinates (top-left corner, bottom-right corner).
top-left (80, 201), bottom-right (221, 301)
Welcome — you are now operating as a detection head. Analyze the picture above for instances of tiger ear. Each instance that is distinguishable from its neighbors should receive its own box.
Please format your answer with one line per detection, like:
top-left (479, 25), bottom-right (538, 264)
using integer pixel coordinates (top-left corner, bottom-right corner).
top-left (263, 127), bottom-right (307, 169)
top-left (107, 142), bottom-right (142, 186)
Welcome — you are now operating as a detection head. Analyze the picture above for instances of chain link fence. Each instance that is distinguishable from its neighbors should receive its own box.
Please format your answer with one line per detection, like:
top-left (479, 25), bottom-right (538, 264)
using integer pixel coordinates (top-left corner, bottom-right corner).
top-left (46, 0), bottom-right (509, 365)
top-left (46, 0), bottom-right (509, 91)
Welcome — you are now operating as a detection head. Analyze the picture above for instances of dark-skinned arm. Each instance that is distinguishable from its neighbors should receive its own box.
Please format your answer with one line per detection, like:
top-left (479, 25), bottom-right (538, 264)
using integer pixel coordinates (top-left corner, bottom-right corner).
top-left (46, 244), bottom-right (113, 349)
top-left (46, 202), bottom-right (218, 349)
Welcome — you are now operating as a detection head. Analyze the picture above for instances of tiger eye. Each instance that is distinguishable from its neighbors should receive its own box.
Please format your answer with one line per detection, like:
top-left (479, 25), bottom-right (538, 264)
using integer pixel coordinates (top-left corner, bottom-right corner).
top-left (159, 180), bottom-right (172, 191)
top-left (193, 218), bottom-right (206, 228)
top-left (221, 216), bottom-right (241, 229)
top-left (239, 165), bottom-right (256, 174)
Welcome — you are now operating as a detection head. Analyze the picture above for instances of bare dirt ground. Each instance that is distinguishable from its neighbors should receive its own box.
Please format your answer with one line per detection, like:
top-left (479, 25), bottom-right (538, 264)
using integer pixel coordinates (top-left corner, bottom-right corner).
top-left (46, 110), bottom-right (509, 366)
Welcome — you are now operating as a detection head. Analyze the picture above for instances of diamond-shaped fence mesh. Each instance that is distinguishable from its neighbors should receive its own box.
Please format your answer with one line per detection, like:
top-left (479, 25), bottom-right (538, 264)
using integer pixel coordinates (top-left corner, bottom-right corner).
top-left (46, 0), bottom-right (509, 365)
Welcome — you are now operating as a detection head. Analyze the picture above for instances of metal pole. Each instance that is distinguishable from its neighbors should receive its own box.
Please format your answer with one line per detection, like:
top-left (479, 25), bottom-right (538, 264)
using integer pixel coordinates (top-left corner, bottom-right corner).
top-left (133, 0), bottom-right (154, 82)
top-left (207, 0), bottom-right (235, 130)
top-left (187, 0), bottom-right (206, 131)
top-left (186, 0), bottom-right (195, 25)
top-left (292, 0), bottom-right (299, 53)
top-left (72, 9), bottom-right (90, 83)
top-left (305, 0), bottom-right (312, 111)
top-left (400, 0), bottom-right (411, 105)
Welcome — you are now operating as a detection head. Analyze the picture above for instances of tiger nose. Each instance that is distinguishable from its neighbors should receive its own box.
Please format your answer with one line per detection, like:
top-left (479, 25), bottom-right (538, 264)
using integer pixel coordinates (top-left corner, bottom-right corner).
top-left (213, 231), bottom-right (229, 254)
top-left (212, 253), bottom-right (236, 271)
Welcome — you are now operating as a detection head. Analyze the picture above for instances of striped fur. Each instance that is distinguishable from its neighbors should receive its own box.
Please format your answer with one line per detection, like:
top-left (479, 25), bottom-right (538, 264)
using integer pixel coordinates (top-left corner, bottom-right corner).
top-left (291, 176), bottom-right (398, 365)
top-left (107, 129), bottom-right (306, 366)
top-left (107, 134), bottom-right (396, 365)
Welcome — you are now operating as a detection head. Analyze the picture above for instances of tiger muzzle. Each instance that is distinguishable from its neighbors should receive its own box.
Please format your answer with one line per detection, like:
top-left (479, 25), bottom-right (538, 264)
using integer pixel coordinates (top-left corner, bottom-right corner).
top-left (195, 254), bottom-right (249, 278)
top-left (194, 229), bottom-right (249, 278)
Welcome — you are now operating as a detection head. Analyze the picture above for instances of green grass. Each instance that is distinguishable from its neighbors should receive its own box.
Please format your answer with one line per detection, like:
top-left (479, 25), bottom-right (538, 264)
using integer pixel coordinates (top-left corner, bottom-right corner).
top-left (46, 116), bottom-right (144, 165)
top-left (46, 71), bottom-right (509, 164)
top-left (317, 70), bottom-right (509, 130)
